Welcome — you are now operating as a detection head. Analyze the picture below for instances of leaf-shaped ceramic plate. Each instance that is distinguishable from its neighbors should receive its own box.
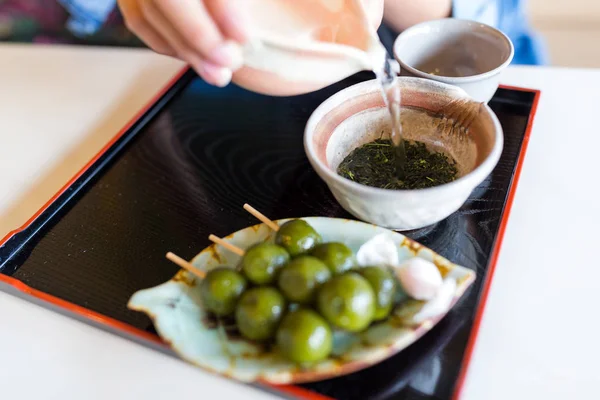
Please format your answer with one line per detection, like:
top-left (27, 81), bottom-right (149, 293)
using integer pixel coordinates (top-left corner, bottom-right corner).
top-left (128, 217), bottom-right (475, 384)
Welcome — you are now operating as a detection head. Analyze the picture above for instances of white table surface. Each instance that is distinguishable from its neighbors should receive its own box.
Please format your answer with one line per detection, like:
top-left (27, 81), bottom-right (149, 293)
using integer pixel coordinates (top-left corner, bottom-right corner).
top-left (0, 44), bottom-right (597, 399)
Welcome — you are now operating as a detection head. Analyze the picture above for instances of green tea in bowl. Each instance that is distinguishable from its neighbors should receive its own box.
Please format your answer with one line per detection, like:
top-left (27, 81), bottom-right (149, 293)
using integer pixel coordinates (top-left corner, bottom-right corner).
top-left (333, 104), bottom-right (474, 191)
top-left (337, 137), bottom-right (458, 190)
top-left (304, 77), bottom-right (504, 230)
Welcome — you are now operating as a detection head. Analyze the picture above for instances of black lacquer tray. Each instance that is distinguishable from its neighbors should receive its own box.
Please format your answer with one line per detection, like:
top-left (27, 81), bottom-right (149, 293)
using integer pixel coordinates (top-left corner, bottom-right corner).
top-left (0, 67), bottom-right (539, 400)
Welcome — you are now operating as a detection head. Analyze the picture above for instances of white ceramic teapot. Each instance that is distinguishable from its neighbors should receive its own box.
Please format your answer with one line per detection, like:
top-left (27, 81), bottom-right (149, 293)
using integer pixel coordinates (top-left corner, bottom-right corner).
top-left (232, 0), bottom-right (387, 96)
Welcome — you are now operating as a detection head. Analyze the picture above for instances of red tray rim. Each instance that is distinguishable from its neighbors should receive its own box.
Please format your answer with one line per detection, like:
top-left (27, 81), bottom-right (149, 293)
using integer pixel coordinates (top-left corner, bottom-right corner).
top-left (0, 71), bottom-right (541, 400)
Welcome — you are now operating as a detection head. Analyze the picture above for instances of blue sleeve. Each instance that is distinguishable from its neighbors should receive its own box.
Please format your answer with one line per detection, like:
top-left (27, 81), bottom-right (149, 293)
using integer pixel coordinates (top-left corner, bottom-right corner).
top-left (59, 0), bottom-right (117, 36)
top-left (452, 0), bottom-right (549, 65)
top-left (452, 0), bottom-right (500, 28)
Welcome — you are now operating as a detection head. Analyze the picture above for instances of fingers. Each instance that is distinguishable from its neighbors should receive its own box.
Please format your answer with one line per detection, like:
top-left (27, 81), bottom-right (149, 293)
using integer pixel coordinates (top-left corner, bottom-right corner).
top-left (205, 0), bottom-right (250, 44)
top-left (118, 0), bottom-right (248, 87)
top-left (152, 0), bottom-right (235, 65)
top-left (118, 0), bottom-right (175, 56)
top-left (150, 0), bottom-right (245, 71)
top-left (199, 62), bottom-right (233, 88)
top-left (141, 1), bottom-right (235, 86)
top-left (138, 1), bottom-right (199, 61)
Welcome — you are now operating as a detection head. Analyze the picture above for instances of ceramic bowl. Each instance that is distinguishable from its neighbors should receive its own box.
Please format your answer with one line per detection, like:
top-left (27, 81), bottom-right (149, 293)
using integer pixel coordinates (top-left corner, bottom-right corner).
top-left (128, 217), bottom-right (475, 384)
top-left (304, 77), bottom-right (503, 231)
top-left (393, 18), bottom-right (514, 103)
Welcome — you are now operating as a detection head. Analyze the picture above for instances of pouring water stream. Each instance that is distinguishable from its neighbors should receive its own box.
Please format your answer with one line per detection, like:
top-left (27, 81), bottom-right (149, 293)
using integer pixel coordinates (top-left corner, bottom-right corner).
top-left (374, 57), bottom-right (407, 179)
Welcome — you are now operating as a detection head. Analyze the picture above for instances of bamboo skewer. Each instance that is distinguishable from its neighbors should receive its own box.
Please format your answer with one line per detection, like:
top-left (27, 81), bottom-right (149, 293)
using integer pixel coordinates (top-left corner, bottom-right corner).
top-left (208, 234), bottom-right (245, 256)
top-left (166, 252), bottom-right (206, 279)
top-left (166, 204), bottom-right (277, 278)
top-left (166, 232), bottom-right (245, 279)
top-left (243, 203), bottom-right (280, 232)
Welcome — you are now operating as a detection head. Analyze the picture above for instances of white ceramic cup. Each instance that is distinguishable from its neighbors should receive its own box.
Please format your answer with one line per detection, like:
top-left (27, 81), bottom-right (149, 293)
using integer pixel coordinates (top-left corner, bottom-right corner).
top-left (304, 77), bottom-right (504, 231)
top-left (393, 18), bottom-right (514, 103)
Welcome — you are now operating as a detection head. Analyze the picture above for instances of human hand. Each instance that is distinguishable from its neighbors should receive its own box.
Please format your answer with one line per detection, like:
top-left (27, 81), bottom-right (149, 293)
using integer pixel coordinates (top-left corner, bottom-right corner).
top-left (383, 0), bottom-right (451, 32)
top-left (118, 0), bottom-right (248, 87)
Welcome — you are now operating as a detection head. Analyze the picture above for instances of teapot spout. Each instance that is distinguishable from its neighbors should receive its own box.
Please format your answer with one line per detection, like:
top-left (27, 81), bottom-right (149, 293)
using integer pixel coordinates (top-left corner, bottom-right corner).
top-left (230, 0), bottom-right (387, 96)
top-left (241, 34), bottom-right (387, 83)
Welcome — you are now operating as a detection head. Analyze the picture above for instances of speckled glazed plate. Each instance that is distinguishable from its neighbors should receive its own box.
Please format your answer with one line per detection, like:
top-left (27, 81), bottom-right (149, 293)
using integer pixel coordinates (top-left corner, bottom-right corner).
top-left (128, 217), bottom-right (475, 384)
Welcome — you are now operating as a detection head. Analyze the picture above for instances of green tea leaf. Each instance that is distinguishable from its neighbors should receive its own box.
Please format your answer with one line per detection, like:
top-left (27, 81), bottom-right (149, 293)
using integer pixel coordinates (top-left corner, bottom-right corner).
top-left (337, 139), bottom-right (458, 190)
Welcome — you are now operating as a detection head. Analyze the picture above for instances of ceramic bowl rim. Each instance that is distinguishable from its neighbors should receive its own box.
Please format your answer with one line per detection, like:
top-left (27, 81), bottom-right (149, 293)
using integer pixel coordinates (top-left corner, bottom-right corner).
top-left (303, 77), bottom-right (504, 198)
top-left (393, 18), bottom-right (515, 84)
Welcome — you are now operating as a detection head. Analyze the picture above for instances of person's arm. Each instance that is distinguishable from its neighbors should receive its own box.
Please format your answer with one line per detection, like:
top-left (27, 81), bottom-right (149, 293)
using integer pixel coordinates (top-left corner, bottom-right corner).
top-left (382, 0), bottom-right (452, 33)
top-left (59, 0), bottom-right (118, 36)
